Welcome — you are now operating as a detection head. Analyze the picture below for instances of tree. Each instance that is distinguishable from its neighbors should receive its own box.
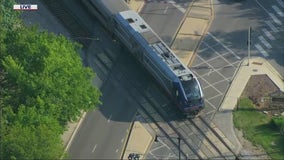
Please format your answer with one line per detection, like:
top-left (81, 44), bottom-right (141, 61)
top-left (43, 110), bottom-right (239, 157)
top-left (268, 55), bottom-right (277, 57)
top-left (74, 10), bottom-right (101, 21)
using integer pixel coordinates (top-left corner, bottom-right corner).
top-left (0, 0), bottom-right (102, 158)
top-left (1, 26), bottom-right (101, 125)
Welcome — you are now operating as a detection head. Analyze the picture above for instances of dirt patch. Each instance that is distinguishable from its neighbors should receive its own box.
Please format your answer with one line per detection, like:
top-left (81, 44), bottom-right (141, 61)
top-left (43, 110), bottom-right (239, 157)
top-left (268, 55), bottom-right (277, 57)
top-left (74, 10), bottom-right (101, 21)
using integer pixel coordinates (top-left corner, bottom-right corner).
top-left (236, 74), bottom-right (281, 159)
top-left (241, 74), bottom-right (281, 115)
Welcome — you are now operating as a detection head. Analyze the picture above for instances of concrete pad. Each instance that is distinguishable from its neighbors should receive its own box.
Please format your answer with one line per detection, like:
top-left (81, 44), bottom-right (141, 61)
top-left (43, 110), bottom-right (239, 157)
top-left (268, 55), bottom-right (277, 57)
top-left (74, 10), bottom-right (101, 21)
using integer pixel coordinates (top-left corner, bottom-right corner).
top-left (188, 6), bottom-right (212, 19)
top-left (127, 0), bottom-right (145, 13)
top-left (172, 49), bottom-right (194, 66)
top-left (172, 34), bottom-right (200, 51)
top-left (123, 121), bottom-right (153, 159)
top-left (193, 0), bottom-right (212, 7)
top-left (220, 57), bottom-right (284, 111)
top-left (179, 18), bottom-right (208, 36)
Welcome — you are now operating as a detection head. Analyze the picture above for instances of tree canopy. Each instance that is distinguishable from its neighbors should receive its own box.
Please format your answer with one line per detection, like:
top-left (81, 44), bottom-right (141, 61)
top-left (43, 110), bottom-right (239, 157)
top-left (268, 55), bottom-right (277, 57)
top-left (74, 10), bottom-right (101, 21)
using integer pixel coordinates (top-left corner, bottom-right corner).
top-left (0, 0), bottom-right (101, 158)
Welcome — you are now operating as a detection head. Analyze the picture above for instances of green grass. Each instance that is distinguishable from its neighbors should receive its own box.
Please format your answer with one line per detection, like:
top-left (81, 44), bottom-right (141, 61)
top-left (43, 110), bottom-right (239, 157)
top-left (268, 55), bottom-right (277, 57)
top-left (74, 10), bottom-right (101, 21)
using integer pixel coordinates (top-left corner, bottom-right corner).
top-left (233, 98), bottom-right (284, 159)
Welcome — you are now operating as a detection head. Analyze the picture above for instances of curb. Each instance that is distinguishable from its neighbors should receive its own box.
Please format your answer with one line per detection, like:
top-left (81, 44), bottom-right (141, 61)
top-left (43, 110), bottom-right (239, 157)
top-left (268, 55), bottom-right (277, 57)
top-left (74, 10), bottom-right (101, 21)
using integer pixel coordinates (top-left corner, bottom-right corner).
top-left (61, 112), bottom-right (87, 159)
top-left (120, 112), bottom-right (137, 159)
top-left (188, 0), bottom-right (214, 67)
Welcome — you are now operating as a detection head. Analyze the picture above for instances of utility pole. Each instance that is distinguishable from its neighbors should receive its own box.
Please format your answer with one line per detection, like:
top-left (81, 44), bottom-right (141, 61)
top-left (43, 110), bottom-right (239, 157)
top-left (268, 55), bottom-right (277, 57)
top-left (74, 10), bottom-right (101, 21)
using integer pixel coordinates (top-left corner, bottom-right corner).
top-left (248, 26), bottom-right (252, 66)
top-left (178, 137), bottom-right (181, 160)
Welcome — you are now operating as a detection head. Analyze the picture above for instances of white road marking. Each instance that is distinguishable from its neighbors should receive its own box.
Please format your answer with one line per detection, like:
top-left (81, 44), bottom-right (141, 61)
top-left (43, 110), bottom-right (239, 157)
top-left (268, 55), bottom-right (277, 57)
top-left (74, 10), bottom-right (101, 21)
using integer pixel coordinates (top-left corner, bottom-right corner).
top-left (197, 55), bottom-right (231, 82)
top-left (276, 0), bottom-right (284, 8)
top-left (207, 32), bottom-right (241, 60)
top-left (207, 69), bottom-right (213, 76)
top-left (198, 47), bottom-right (209, 53)
top-left (202, 77), bottom-right (231, 89)
top-left (205, 98), bottom-right (217, 110)
top-left (151, 144), bottom-right (166, 152)
top-left (207, 93), bottom-right (223, 101)
top-left (164, 6), bottom-right (169, 14)
top-left (258, 36), bottom-right (272, 49)
top-left (269, 12), bottom-right (282, 25)
top-left (203, 41), bottom-right (237, 68)
top-left (262, 28), bottom-right (276, 40)
top-left (107, 114), bottom-right (112, 123)
top-left (92, 144), bottom-right (97, 153)
top-left (121, 138), bottom-right (124, 143)
top-left (115, 149), bottom-right (119, 153)
top-left (272, 5), bottom-right (284, 17)
top-left (168, 0), bottom-right (186, 13)
top-left (255, 44), bottom-right (269, 57)
top-left (255, 0), bottom-right (270, 15)
top-left (265, 21), bottom-right (279, 32)
top-left (194, 57), bottom-right (224, 95)
top-left (195, 60), bottom-right (240, 78)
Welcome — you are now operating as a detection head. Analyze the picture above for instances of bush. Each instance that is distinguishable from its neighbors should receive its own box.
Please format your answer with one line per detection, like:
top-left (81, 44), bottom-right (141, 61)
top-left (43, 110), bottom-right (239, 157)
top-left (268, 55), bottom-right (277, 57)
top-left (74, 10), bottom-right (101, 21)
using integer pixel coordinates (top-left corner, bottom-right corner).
top-left (271, 116), bottom-right (284, 135)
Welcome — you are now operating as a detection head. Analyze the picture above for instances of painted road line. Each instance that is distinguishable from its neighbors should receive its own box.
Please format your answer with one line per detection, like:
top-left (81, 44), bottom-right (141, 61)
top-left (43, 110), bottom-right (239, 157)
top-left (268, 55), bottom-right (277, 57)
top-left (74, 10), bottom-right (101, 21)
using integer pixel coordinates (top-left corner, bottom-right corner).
top-left (269, 12), bottom-right (282, 25)
top-left (107, 114), bottom-right (112, 123)
top-left (168, 0), bottom-right (186, 13)
top-left (276, 0), bottom-right (284, 8)
top-left (203, 41), bottom-right (237, 68)
top-left (258, 36), bottom-right (272, 49)
top-left (272, 5), bottom-right (284, 17)
top-left (255, 44), bottom-right (269, 57)
top-left (265, 21), bottom-right (279, 32)
top-left (207, 32), bottom-right (241, 60)
top-left (164, 6), bottom-right (169, 14)
top-left (262, 28), bottom-right (276, 40)
top-left (92, 144), bottom-right (97, 153)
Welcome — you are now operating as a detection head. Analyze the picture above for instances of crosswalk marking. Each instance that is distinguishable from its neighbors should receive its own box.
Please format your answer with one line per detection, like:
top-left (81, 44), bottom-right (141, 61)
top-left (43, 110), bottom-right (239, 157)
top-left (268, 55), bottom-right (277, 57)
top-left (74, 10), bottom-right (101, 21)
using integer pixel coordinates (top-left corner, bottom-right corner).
top-left (276, 0), bottom-right (284, 8)
top-left (269, 12), bottom-right (282, 25)
top-left (265, 21), bottom-right (279, 32)
top-left (272, 5), bottom-right (284, 17)
top-left (262, 28), bottom-right (276, 40)
top-left (258, 36), bottom-right (272, 49)
top-left (255, 44), bottom-right (269, 57)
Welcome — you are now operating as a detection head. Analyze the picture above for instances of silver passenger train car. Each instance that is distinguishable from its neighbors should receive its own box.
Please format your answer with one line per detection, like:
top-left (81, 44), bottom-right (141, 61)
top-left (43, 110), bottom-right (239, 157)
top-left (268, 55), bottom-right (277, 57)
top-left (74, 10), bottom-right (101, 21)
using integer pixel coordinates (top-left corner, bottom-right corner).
top-left (83, 0), bottom-right (204, 116)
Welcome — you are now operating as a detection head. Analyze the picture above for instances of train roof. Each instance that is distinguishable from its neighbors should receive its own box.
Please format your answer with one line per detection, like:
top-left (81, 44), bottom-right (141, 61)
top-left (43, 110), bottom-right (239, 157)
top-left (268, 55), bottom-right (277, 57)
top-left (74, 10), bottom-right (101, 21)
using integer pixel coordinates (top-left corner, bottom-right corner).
top-left (118, 10), bottom-right (194, 80)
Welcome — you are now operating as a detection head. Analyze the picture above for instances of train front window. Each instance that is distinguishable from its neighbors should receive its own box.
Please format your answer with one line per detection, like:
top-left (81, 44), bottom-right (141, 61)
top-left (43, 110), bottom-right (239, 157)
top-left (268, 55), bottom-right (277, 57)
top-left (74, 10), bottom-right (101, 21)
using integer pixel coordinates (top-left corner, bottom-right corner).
top-left (181, 79), bottom-right (201, 103)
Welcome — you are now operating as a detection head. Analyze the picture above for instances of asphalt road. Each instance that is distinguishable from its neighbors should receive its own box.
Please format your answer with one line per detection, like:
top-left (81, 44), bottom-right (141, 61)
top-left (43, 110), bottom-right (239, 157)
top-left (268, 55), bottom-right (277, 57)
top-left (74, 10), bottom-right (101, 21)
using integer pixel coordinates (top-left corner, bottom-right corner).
top-left (144, 0), bottom-right (284, 159)
top-left (190, 0), bottom-right (284, 114)
top-left (140, 0), bottom-right (191, 45)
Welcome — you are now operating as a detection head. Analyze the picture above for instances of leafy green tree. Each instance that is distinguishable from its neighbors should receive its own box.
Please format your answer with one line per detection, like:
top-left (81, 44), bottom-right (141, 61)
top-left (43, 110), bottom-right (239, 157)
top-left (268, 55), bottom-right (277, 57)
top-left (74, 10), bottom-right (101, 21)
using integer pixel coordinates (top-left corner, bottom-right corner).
top-left (2, 106), bottom-right (64, 159)
top-left (0, 0), bottom-right (102, 158)
top-left (1, 26), bottom-right (101, 125)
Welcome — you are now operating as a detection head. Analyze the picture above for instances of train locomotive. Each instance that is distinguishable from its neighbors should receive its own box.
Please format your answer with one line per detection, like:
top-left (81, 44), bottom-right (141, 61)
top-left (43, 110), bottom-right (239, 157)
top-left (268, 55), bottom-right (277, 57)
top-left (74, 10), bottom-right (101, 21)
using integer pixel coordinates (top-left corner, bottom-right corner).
top-left (82, 0), bottom-right (205, 117)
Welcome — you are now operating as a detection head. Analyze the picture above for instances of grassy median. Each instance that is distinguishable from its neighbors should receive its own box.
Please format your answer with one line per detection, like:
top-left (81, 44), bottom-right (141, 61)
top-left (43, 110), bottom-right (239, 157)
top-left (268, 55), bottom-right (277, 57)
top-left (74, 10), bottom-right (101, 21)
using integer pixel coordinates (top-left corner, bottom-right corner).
top-left (233, 98), bottom-right (284, 160)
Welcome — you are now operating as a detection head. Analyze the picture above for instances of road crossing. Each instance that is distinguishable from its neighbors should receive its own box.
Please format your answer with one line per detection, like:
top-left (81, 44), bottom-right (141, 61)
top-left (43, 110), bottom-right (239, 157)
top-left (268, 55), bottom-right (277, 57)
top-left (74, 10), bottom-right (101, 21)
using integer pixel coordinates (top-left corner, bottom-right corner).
top-left (254, 0), bottom-right (284, 57)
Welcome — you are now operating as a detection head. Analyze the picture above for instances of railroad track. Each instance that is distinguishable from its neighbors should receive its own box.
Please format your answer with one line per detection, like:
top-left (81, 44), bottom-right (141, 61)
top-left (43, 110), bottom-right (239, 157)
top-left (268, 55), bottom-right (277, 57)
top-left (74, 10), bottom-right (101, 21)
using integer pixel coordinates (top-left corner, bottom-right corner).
top-left (42, 1), bottom-right (238, 159)
top-left (93, 43), bottom-right (237, 159)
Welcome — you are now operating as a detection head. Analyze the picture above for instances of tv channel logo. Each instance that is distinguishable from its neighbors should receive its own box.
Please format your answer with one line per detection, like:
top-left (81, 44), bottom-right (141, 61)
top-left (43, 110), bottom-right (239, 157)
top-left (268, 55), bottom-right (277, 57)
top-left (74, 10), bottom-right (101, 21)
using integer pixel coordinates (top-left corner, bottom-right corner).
top-left (13, 4), bottom-right (38, 11)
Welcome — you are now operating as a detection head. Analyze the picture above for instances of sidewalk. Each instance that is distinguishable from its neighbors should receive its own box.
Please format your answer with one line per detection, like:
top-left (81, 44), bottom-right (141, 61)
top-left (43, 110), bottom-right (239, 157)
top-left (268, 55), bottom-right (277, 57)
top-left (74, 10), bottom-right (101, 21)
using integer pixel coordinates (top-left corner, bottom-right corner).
top-left (122, 121), bottom-right (154, 160)
top-left (220, 57), bottom-right (284, 111)
top-left (213, 57), bottom-right (284, 156)
top-left (171, 0), bottom-right (213, 66)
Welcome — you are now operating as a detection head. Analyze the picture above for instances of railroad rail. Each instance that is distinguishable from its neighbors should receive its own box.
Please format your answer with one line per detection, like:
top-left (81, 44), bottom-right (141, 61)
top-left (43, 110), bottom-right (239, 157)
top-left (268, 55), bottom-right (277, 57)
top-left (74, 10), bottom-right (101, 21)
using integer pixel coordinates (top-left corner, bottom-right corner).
top-left (42, 1), bottom-right (238, 159)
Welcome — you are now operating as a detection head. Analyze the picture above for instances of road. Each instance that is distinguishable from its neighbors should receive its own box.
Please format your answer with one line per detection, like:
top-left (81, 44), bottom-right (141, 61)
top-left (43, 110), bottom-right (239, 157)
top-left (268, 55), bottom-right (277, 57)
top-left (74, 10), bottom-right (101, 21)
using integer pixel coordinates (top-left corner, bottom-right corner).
top-left (140, 0), bottom-right (191, 45)
top-left (142, 0), bottom-right (284, 159)
top-left (63, 1), bottom-right (140, 159)
top-left (190, 0), bottom-right (284, 113)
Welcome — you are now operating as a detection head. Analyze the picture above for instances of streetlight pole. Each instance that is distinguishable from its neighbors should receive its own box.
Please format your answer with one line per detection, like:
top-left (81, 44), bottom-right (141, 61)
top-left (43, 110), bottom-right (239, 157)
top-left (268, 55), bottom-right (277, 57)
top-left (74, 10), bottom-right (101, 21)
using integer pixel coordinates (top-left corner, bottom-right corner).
top-left (155, 135), bottom-right (181, 160)
top-left (178, 137), bottom-right (181, 160)
top-left (248, 26), bottom-right (252, 66)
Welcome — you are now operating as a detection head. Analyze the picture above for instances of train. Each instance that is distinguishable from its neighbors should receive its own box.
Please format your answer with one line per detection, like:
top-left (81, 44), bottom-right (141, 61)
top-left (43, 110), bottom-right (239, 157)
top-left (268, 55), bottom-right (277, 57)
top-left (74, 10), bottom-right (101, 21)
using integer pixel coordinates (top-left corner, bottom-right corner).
top-left (82, 0), bottom-right (205, 117)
